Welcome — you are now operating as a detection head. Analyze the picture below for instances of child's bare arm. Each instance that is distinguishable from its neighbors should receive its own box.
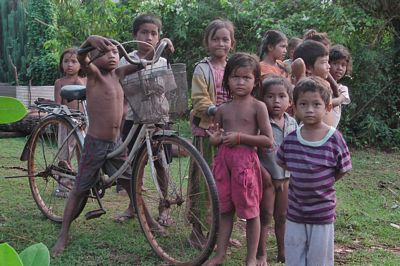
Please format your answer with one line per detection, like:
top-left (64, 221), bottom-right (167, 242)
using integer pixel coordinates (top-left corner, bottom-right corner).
top-left (54, 79), bottom-right (62, 104)
top-left (115, 62), bottom-right (145, 79)
top-left (206, 111), bottom-right (223, 146)
top-left (78, 35), bottom-right (114, 74)
top-left (332, 94), bottom-right (347, 107)
top-left (335, 172), bottom-right (346, 182)
top-left (116, 39), bottom-right (175, 79)
top-left (257, 101), bottom-right (274, 147)
top-left (327, 73), bottom-right (339, 97)
top-left (291, 58), bottom-right (306, 85)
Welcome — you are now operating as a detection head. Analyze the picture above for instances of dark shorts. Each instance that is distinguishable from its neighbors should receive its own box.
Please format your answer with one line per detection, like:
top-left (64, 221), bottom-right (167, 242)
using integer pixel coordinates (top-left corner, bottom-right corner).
top-left (75, 134), bottom-right (132, 192)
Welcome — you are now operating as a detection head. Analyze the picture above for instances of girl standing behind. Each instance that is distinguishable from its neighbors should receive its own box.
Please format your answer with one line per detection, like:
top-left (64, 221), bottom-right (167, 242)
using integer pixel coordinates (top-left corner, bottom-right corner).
top-left (205, 53), bottom-right (273, 266)
top-left (54, 48), bottom-right (86, 196)
top-left (259, 30), bottom-right (289, 80)
top-left (54, 48), bottom-right (86, 112)
top-left (329, 44), bottom-right (352, 128)
top-left (189, 18), bottom-right (235, 247)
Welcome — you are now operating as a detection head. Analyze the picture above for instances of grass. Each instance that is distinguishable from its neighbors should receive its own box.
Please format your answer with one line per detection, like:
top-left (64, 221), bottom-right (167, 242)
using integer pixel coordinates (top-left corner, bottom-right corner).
top-left (0, 137), bottom-right (399, 265)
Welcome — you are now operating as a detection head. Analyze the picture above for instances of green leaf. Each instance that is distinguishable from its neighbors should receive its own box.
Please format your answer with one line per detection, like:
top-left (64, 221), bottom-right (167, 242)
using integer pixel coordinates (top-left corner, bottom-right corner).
top-left (0, 243), bottom-right (23, 266)
top-left (19, 243), bottom-right (50, 266)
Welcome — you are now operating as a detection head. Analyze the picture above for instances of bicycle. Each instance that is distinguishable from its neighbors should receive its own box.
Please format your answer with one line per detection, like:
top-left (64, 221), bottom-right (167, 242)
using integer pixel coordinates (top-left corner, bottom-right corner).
top-left (20, 39), bottom-right (219, 266)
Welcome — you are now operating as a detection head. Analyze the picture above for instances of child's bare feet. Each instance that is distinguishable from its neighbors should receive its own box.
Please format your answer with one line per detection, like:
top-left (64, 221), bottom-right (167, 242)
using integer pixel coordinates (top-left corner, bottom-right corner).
top-left (256, 255), bottom-right (268, 266)
top-left (51, 234), bottom-right (69, 257)
top-left (203, 255), bottom-right (225, 266)
top-left (114, 207), bottom-right (135, 223)
top-left (229, 238), bottom-right (241, 247)
top-left (276, 255), bottom-right (285, 263)
top-left (246, 257), bottom-right (257, 266)
top-left (148, 216), bottom-right (167, 236)
top-left (156, 207), bottom-right (172, 226)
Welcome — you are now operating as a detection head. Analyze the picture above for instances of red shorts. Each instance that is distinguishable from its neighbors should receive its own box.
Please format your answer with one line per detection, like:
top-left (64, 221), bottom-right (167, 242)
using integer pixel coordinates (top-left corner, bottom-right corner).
top-left (212, 145), bottom-right (262, 219)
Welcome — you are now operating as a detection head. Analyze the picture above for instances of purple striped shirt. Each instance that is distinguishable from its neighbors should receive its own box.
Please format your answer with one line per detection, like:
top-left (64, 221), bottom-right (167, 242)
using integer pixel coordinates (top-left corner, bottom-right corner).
top-left (276, 126), bottom-right (352, 224)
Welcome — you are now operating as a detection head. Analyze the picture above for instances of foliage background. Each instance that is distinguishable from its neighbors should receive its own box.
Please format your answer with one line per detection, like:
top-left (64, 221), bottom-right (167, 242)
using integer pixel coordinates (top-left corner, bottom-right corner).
top-left (0, 0), bottom-right (399, 148)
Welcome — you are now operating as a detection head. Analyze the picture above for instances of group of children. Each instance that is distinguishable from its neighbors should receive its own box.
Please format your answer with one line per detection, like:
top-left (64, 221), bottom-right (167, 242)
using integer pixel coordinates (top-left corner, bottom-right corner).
top-left (192, 20), bottom-right (352, 266)
top-left (51, 13), bottom-right (353, 266)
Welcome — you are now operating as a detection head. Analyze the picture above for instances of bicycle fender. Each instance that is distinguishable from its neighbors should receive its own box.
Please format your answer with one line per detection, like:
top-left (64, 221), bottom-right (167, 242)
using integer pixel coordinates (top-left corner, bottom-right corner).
top-left (20, 133), bottom-right (33, 161)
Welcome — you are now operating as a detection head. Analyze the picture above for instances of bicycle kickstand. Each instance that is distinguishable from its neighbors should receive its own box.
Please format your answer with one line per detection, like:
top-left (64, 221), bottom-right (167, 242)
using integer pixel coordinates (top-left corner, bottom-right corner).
top-left (85, 188), bottom-right (106, 220)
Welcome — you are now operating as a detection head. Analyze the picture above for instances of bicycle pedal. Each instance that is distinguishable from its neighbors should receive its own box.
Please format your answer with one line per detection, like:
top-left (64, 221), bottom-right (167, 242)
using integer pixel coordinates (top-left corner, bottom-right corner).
top-left (85, 209), bottom-right (106, 220)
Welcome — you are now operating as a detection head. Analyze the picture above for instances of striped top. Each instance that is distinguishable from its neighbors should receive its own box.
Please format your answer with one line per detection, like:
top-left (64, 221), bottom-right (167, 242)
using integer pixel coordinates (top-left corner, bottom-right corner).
top-left (276, 126), bottom-right (352, 224)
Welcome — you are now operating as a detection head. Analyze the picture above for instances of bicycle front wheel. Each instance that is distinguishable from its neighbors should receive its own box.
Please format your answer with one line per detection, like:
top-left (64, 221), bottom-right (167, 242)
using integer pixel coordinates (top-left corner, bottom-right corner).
top-left (27, 115), bottom-right (87, 222)
top-left (133, 134), bottom-right (219, 266)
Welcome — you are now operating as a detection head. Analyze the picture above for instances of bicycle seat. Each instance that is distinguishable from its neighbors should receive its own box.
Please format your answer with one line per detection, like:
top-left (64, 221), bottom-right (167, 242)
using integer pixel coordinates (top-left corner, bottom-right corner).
top-left (60, 85), bottom-right (86, 102)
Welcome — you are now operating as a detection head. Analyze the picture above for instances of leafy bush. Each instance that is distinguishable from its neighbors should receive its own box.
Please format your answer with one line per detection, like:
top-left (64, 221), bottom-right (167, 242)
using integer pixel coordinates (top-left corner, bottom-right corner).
top-left (0, 242), bottom-right (50, 266)
top-left (26, 0), bottom-right (58, 85)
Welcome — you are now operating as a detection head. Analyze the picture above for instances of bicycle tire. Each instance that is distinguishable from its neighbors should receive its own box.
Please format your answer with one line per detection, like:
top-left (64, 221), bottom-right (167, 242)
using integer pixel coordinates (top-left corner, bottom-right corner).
top-left (27, 115), bottom-right (87, 222)
top-left (132, 134), bottom-right (219, 266)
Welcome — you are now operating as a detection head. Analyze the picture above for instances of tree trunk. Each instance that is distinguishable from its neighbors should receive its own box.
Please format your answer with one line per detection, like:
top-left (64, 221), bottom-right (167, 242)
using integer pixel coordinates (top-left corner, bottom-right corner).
top-left (0, 109), bottom-right (40, 135)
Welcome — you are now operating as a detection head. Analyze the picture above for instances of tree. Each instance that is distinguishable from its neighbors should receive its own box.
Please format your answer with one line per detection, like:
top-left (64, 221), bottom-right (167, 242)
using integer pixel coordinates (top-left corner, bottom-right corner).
top-left (26, 0), bottom-right (58, 85)
top-left (0, 0), bottom-right (27, 84)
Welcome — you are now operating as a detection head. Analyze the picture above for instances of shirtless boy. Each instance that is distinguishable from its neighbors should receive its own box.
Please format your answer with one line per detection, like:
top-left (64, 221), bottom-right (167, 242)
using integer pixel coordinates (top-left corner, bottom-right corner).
top-left (51, 35), bottom-right (152, 256)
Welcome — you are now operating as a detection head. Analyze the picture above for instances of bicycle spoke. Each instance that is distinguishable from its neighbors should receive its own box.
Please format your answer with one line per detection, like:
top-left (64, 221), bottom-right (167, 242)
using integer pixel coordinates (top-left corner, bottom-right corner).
top-left (133, 135), bottom-right (218, 265)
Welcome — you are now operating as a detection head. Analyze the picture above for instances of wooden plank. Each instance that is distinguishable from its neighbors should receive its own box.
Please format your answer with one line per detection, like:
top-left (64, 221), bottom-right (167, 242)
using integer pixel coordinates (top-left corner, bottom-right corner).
top-left (16, 86), bottom-right (54, 107)
top-left (0, 86), bottom-right (17, 97)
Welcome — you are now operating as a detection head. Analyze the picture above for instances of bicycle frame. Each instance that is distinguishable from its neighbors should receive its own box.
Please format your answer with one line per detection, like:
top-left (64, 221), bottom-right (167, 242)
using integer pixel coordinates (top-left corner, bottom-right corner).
top-left (102, 122), bottom-right (175, 200)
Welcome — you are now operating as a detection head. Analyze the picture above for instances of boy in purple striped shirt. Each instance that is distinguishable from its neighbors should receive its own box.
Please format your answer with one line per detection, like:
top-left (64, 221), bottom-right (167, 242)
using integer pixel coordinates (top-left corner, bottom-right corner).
top-left (276, 76), bottom-right (352, 266)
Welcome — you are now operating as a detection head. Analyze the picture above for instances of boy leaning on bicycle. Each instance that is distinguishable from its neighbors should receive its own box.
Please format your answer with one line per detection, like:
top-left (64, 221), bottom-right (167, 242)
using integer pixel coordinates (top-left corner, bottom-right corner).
top-left (51, 35), bottom-right (173, 256)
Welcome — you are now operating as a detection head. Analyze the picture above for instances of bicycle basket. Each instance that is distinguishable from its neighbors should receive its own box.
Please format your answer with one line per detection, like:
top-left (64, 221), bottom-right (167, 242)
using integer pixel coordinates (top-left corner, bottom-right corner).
top-left (121, 63), bottom-right (188, 124)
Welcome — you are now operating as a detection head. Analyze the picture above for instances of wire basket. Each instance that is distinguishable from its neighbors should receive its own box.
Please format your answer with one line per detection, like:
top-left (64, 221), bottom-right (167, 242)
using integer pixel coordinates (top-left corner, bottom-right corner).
top-left (121, 63), bottom-right (188, 124)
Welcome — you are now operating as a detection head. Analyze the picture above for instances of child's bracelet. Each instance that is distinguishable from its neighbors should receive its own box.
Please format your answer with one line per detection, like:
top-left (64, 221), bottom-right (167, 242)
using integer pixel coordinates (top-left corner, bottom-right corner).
top-left (237, 132), bottom-right (241, 145)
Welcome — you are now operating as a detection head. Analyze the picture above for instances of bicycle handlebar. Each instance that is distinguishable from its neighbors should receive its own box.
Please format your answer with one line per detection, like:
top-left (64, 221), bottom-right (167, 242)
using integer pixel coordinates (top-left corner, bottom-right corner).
top-left (77, 39), bottom-right (168, 67)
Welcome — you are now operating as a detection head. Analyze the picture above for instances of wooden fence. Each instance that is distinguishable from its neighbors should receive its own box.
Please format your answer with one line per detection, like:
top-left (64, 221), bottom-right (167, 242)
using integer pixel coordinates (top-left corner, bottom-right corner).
top-left (0, 85), bottom-right (54, 107)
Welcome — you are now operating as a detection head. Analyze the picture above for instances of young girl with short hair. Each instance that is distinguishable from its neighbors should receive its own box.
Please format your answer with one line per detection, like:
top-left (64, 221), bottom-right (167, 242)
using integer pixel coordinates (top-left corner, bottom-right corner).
top-left (259, 30), bottom-right (289, 80)
top-left (205, 53), bottom-right (273, 266)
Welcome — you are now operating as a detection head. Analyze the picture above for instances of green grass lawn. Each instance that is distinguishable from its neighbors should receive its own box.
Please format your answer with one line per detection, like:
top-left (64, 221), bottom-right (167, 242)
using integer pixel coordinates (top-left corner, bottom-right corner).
top-left (0, 137), bottom-right (399, 265)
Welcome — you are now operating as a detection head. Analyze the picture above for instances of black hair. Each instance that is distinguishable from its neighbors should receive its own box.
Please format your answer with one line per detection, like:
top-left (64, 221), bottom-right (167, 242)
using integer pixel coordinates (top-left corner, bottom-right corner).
top-left (303, 29), bottom-right (331, 48)
top-left (59, 48), bottom-right (85, 77)
top-left (259, 30), bottom-right (287, 59)
top-left (222, 52), bottom-right (260, 99)
top-left (203, 18), bottom-right (236, 51)
top-left (287, 37), bottom-right (302, 52)
top-left (261, 75), bottom-right (293, 102)
top-left (132, 14), bottom-right (162, 35)
top-left (329, 44), bottom-right (353, 75)
top-left (293, 40), bottom-right (328, 69)
top-left (293, 76), bottom-right (331, 106)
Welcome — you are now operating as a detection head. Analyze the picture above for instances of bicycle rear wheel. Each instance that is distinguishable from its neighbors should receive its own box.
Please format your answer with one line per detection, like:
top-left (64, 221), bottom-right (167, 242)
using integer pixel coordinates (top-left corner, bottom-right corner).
top-left (132, 134), bottom-right (219, 266)
top-left (27, 115), bottom-right (87, 222)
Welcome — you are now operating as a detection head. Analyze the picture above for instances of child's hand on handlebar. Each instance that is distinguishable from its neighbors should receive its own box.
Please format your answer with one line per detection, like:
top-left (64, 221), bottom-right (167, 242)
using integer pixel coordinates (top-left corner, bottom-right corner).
top-left (160, 38), bottom-right (175, 54)
top-left (86, 35), bottom-right (115, 53)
